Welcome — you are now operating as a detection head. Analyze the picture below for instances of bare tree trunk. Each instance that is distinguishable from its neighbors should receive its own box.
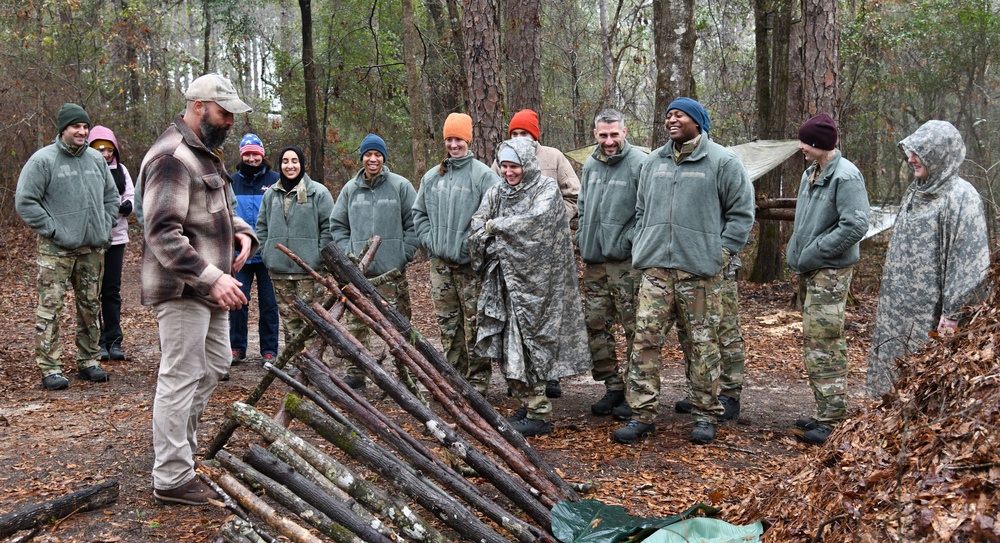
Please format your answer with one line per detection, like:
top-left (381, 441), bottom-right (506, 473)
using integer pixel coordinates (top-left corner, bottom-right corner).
top-left (401, 0), bottom-right (429, 177)
top-left (445, 0), bottom-right (469, 111)
top-left (800, 0), bottom-right (839, 117)
top-left (599, 0), bottom-right (615, 105)
top-left (202, 0), bottom-right (211, 74)
top-left (462, 0), bottom-right (504, 162)
top-left (503, 0), bottom-right (542, 113)
top-left (750, 0), bottom-right (793, 284)
top-left (299, 0), bottom-right (324, 182)
top-left (651, 0), bottom-right (697, 148)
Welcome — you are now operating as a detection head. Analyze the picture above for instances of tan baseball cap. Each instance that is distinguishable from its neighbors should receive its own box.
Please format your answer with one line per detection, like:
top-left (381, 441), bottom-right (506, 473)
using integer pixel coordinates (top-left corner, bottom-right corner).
top-left (185, 74), bottom-right (252, 114)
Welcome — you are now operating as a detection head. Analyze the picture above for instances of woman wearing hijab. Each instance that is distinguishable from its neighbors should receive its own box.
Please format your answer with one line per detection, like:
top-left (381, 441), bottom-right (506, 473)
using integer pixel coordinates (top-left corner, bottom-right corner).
top-left (468, 138), bottom-right (590, 437)
top-left (256, 146), bottom-right (335, 346)
top-left (89, 126), bottom-right (134, 362)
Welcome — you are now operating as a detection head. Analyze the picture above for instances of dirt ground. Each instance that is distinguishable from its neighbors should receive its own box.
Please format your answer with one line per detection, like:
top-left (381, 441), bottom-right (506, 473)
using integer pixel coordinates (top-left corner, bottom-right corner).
top-left (0, 217), bottom-right (883, 542)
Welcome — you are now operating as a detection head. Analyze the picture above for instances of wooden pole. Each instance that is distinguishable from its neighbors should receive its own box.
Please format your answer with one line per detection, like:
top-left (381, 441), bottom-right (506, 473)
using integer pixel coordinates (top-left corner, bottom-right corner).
top-left (322, 241), bottom-right (580, 502)
top-left (217, 450), bottom-right (377, 543)
top-left (293, 300), bottom-right (554, 528)
top-left (292, 353), bottom-right (545, 542)
top-left (206, 238), bottom-right (382, 458)
top-left (210, 470), bottom-right (324, 543)
top-left (226, 402), bottom-right (442, 540)
top-left (284, 395), bottom-right (512, 543)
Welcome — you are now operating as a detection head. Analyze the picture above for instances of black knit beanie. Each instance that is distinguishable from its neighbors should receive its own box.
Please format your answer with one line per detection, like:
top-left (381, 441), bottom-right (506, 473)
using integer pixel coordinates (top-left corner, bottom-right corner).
top-left (798, 113), bottom-right (838, 151)
top-left (57, 103), bottom-right (91, 135)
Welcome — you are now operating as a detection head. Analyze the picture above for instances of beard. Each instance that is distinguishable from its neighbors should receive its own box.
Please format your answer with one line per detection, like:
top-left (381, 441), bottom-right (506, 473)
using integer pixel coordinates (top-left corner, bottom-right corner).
top-left (199, 117), bottom-right (231, 150)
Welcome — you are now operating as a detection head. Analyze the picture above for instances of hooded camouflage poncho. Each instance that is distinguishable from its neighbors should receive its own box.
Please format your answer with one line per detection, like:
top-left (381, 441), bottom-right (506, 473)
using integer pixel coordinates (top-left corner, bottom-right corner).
top-left (469, 138), bottom-right (591, 385)
top-left (865, 120), bottom-right (991, 396)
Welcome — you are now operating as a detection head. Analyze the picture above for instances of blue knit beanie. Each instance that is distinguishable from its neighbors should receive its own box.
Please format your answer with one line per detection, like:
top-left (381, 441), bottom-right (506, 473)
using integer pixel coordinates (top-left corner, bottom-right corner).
top-left (666, 97), bottom-right (710, 134)
top-left (359, 133), bottom-right (388, 162)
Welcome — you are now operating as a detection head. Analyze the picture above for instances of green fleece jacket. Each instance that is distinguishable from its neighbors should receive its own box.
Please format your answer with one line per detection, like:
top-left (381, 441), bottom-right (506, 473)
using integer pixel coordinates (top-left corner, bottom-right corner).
top-left (331, 166), bottom-right (417, 277)
top-left (256, 174), bottom-right (334, 275)
top-left (576, 141), bottom-right (647, 263)
top-left (632, 134), bottom-right (755, 277)
top-left (785, 151), bottom-right (870, 274)
top-left (413, 153), bottom-right (500, 265)
top-left (15, 137), bottom-right (119, 250)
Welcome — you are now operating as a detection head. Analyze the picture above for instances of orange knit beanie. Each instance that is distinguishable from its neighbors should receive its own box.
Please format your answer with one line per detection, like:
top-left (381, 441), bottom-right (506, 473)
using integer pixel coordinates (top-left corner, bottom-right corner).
top-left (443, 113), bottom-right (473, 143)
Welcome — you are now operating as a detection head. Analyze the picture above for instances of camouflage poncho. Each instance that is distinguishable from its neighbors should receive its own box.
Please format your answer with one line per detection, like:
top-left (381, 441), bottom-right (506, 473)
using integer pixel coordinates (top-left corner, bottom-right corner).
top-left (865, 120), bottom-right (990, 396)
top-left (469, 138), bottom-right (591, 385)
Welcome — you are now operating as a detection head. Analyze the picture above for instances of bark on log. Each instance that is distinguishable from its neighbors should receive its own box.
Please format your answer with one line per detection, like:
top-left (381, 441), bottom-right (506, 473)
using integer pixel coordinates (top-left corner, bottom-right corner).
top-left (244, 446), bottom-right (398, 543)
top-left (210, 470), bottom-right (323, 543)
top-left (199, 472), bottom-right (279, 543)
top-left (206, 238), bottom-right (382, 459)
top-left (292, 354), bottom-right (544, 543)
top-left (284, 395), bottom-right (510, 543)
top-left (295, 300), bottom-right (554, 528)
top-left (755, 208), bottom-right (797, 221)
top-left (220, 516), bottom-right (262, 543)
top-left (322, 241), bottom-right (579, 502)
top-left (755, 197), bottom-right (797, 209)
top-left (0, 480), bottom-right (119, 540)
top-left (227, 402), bottom-right (441, 541)
top-left (226, 516), bottom-right (269, 543)
top-left (267, 439), bottom-right (380, 527)
top-left (217, 450), bottom-right (370, 543)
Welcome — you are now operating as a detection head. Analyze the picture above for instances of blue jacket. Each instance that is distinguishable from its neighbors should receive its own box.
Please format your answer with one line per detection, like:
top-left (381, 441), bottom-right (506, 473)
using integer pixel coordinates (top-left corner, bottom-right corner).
top-left (232, 164), bottom-right (279, 264)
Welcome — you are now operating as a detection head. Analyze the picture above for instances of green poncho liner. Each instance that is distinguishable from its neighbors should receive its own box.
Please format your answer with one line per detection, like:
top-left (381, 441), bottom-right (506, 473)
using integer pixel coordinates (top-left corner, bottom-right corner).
top-left (550, 500), bottom-right (763, 543)
top-left (469, 138), bottom-right (591, 384)
top-left (865, 120), bottom-right (991, 396)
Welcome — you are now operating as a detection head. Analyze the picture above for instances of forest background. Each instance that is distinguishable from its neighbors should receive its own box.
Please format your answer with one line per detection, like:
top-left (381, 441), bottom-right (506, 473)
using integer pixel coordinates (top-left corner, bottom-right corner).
top-left (0, 0), bottom-right (997, 281)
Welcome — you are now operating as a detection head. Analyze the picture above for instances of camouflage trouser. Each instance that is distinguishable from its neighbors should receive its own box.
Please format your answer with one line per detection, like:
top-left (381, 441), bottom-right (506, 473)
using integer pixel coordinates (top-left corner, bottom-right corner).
top-left (429, 258), bottom-right (492, 394)
top-left (271, 275), bottom-right (328, 345)
top-left (798, 267), bottom-right (853, 424)
top-left (345, 270), bottom-right (412, 382)
top-left (679, 265), bottom-right (746, 400)
top-left (34, 238), bottom-right (104, 377)
top-left (582, 259), bottom-right (640, 392)
top-left (508, 376), bottom-right (551, 421)
top-left (626, 267), bottom-right (725, 424)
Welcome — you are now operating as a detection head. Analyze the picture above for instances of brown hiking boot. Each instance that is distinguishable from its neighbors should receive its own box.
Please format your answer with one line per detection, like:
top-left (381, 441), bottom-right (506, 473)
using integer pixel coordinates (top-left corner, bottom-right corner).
top-left (154, 477), bottom-right (220, 506)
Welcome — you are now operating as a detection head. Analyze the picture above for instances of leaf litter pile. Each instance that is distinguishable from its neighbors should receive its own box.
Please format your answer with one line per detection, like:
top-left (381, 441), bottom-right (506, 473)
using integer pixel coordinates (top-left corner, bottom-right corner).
top-left (732, 257), bottom-right (1000, 542)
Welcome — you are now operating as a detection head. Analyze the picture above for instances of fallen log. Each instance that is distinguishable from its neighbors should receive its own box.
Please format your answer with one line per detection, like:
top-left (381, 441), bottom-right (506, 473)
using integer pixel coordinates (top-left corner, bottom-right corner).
top-left (0, 480), bottom-right (119, 540)
top-left (755, 197), bottom-right (797, 209)
top-left (267, 439), bottom-right (383, 530)
top-left (292, 354), bottom-right (544, 543)
top-left (244, 445), bottom-right (400, 543)
top-left (227, 401), bottom-right (443, 541)
top-left (284, 394), bottom-right (511, 543)
top-left (217, 450), bottom-right (370, 543)
top-left (210, 470), bottom-right (322, 543)
top-left (754, 207), bottom-right (796, 221)
top-left (295, 300), bottom-right (554, 528)
top-left (322, 241), bottom-right (580, 502)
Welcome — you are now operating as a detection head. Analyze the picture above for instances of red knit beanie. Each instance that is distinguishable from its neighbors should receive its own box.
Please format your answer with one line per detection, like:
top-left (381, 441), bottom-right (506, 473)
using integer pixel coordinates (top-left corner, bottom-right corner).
top-left (798, 113), bottom-right (838, 151)
top-left (508, 109), bottom-right (540, 140)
